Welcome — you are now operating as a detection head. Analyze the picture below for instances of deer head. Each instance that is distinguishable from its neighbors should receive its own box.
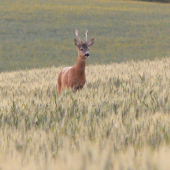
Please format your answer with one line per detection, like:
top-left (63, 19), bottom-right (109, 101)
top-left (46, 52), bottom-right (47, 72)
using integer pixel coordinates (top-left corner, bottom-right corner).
top-left (74, 29), bottom-right (94, 59)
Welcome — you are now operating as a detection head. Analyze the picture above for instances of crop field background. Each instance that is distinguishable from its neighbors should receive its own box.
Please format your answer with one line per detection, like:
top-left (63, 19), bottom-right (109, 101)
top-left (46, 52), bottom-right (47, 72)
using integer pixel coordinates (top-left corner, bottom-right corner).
top-left (0, 0), bottom-right (170, 72)
top-left (1, 57), bottom-right (170, 169)
top-left (0, 0), bottom-right (170, 169)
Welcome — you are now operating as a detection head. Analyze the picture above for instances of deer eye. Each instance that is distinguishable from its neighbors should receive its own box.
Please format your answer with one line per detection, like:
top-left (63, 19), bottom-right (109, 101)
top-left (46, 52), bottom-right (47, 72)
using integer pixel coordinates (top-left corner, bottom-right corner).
top-left (80, 49), bottom-right (83, 51)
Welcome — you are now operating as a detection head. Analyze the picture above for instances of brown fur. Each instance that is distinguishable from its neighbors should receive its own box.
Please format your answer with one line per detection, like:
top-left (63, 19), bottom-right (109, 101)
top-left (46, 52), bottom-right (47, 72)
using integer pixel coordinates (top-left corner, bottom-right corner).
top-left (57, 34), bottom-right (94, 94)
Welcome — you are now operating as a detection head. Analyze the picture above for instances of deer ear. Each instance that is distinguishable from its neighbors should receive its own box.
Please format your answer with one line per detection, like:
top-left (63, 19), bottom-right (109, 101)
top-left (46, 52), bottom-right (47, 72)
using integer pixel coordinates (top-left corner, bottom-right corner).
top-left (74, 39), bottom-right (80, 47)
top-left (87, 38), bottom-right (94, 47)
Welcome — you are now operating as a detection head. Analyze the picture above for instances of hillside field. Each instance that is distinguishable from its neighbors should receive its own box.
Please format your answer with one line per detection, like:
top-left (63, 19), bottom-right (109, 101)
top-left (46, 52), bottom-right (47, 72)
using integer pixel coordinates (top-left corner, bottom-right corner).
top-left (0, 0), bottom-right (170, 169)
top-left (0, 57), bottom-right (170, 169)
top-left (0, 0), bottom-right (170, 72)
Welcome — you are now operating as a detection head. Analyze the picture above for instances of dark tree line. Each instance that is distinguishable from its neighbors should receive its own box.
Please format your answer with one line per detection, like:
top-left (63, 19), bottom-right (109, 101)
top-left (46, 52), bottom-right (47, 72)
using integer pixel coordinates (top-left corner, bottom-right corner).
top-left (138, 0), bottom-right (170, 2)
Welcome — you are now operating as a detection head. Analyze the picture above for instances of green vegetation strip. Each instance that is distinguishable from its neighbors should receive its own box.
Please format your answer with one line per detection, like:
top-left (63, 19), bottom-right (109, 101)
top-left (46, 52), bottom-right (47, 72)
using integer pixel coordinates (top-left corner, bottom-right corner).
top-left (0, 0), bottom-right (170, 72)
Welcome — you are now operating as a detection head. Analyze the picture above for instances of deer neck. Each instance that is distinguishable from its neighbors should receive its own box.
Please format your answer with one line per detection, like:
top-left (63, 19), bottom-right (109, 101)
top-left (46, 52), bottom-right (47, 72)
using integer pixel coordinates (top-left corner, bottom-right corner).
top-left (75, 54), bottom-right (86, 74)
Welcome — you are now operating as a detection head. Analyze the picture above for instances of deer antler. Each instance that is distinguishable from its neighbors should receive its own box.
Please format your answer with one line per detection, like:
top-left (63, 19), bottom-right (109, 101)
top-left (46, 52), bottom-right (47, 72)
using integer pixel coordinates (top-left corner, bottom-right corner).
top-left (85, 29), bottom-right (88, 42)
top-left (75, 29), bottom-right (81, 42)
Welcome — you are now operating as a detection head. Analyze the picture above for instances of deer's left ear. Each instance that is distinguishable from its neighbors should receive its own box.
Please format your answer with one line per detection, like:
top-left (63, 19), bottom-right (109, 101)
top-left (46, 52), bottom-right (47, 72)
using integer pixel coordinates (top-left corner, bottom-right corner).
top-left (87, 38), bottom-right (94, 47)
top-left (74, 39), bottom-right (80, 48)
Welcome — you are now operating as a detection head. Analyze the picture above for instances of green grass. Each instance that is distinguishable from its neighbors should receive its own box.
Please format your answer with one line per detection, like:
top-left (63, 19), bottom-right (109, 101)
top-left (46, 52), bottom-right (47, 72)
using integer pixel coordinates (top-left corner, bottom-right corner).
top-left (0, 0), bottom-right (170, 72)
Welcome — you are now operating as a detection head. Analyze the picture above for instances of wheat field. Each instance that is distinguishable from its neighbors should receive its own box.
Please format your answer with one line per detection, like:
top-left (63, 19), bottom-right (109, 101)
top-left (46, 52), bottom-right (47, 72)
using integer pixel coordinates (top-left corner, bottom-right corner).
top-left (0, 57), bottom-right (170, 169)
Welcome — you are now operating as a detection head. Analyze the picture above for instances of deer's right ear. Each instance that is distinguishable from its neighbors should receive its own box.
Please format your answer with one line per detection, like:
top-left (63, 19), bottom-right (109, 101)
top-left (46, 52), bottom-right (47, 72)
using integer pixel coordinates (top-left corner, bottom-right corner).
top-left (74, 39), bottom-right (80, 48)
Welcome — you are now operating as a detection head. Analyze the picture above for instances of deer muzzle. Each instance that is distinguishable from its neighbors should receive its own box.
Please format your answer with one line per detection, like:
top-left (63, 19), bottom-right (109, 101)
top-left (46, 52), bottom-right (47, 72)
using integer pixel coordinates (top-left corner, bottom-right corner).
top-left (85, 53), bottom-right (89, 57)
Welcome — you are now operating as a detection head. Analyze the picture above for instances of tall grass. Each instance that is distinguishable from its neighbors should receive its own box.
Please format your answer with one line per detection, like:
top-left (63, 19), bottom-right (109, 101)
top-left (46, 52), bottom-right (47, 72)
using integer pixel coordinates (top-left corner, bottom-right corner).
top-left (0, 57), bottom-right (170, 169)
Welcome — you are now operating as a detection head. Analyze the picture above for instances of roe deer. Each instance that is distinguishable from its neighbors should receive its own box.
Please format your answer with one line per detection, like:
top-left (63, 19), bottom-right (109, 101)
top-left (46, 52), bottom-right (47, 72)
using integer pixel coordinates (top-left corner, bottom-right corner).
top-left (57, 29), bottom-right (94, 94)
